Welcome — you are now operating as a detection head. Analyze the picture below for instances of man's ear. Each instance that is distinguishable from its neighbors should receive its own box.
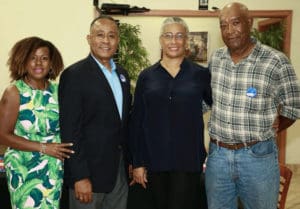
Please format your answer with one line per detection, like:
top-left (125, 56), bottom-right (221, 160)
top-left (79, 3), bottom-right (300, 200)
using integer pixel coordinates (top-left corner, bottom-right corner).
top-left (86, 34), bottom-right (91, 45)
top-left (247, 17), bottom-right (254, 29)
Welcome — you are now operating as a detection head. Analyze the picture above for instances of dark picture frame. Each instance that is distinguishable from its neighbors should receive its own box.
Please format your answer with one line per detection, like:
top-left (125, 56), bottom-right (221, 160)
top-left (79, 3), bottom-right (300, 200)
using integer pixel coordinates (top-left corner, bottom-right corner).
top-left (187, 31), bottom-right (208, 63)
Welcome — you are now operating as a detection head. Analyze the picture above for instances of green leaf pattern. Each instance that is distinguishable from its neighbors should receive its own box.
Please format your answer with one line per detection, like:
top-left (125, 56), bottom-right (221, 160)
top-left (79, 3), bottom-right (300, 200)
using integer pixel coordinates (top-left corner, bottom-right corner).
top-left (4, 80), bottom-right (63, 209)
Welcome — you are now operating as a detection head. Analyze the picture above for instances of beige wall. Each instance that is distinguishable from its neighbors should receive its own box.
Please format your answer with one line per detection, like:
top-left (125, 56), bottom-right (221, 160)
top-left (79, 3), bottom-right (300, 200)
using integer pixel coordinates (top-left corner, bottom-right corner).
top-left (0, 0), bottom-right (299, 163)
top-left (0, 0), bottom-right (94, 93)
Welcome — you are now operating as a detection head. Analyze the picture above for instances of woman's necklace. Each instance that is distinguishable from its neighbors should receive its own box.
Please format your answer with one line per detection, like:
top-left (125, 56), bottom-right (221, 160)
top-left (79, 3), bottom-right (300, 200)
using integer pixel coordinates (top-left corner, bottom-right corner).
top-left (24, 77), bottom-right (47, 90)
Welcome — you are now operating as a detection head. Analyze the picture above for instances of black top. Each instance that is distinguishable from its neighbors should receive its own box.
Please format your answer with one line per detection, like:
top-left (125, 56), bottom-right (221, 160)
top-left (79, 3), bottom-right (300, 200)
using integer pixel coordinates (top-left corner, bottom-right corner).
top-left (129, 58), bottom-right (212, 172)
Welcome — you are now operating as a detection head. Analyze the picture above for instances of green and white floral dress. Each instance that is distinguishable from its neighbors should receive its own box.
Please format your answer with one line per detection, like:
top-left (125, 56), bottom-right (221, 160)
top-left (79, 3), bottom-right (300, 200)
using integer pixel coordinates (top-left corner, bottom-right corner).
top-left (4, 80), bottom-right (63, 209)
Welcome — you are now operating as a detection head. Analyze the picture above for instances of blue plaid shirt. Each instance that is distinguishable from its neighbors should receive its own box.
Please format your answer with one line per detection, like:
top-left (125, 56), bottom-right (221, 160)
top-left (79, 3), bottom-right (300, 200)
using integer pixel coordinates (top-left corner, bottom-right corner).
top-left (209, 39), bottom-right (300, 143)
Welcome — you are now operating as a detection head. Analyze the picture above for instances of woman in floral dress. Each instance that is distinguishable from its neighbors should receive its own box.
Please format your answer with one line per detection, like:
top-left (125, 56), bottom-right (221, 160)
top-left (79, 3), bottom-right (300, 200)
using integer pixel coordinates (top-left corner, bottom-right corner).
top-left (0, 37), bottom-right (74, 209)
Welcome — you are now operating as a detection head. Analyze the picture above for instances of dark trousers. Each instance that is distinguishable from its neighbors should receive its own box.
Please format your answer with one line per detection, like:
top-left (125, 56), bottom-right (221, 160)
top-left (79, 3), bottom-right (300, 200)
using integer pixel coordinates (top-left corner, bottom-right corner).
top-left (148, 171), bottom-right (204, 209)
top-left (69, 154), bottom-right (128, 209)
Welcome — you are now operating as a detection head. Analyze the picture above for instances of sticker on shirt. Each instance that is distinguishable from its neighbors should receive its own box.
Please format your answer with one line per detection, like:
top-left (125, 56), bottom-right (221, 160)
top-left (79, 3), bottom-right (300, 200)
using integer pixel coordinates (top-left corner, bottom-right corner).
top-left (246, 87), bottom-right (257, 98)
top-left (119, 74), bottom-right (126, 83)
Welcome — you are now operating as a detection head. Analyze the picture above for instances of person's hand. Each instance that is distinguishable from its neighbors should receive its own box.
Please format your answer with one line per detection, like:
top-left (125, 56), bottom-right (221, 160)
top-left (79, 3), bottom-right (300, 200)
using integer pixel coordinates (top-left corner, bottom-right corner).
top-left (130, 167), bottom-right (147, 189)
top-left (41, 142), bottom-right (74, 161)
top-left (74, 178), bottom-right (93, 203)
top-left (273, 115), bottom-right (280, 134)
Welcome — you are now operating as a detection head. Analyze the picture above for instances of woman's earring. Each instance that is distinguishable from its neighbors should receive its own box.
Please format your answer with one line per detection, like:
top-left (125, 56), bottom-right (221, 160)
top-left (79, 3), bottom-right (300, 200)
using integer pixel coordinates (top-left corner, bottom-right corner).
top-left (47, 68), bottom-right (54, 78)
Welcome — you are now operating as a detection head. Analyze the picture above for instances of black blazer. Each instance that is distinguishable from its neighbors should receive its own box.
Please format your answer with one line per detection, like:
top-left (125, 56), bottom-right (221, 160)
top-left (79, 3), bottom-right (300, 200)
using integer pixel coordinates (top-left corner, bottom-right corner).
top-left (58, 55), bottom-right (131, 193)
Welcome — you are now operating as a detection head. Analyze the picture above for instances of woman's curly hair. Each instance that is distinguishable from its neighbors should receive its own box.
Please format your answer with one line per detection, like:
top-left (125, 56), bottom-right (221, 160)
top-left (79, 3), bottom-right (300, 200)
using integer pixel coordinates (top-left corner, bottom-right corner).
top-left (7, 36), bottom-right (64, 81)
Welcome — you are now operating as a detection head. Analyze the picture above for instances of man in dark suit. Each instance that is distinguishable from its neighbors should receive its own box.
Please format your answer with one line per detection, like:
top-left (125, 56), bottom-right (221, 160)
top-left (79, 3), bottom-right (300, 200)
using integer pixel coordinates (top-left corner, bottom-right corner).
top-left (59, 16), bottom-right (131, 209)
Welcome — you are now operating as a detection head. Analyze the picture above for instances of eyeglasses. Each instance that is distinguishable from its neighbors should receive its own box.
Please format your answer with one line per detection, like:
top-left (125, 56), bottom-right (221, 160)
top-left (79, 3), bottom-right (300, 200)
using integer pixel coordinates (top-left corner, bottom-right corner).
top-left (161, 32), bottom-right (187, 41)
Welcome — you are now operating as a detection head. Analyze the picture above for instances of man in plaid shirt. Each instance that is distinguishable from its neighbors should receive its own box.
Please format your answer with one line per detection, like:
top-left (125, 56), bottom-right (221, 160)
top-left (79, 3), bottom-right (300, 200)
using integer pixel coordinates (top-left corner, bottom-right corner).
top-left (205, 2), bottom-right (300, 209)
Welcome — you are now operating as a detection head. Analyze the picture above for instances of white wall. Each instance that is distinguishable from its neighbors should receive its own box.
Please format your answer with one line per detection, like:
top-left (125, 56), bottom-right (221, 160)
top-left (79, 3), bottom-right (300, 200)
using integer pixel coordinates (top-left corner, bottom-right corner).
top-left (0, 0), bottom-right (299, 163)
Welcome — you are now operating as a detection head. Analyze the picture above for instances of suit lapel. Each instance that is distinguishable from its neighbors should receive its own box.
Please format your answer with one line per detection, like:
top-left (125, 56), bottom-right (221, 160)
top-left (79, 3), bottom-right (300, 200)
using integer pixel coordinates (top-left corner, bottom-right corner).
top-left (89, 57), bottom-right (121, 120)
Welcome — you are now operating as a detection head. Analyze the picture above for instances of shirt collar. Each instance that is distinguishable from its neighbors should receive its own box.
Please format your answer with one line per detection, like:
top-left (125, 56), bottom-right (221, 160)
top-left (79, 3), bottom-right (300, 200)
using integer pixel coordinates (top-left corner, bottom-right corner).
top-left (221, 37), bottom-right (259, 63)
top-left (90, 54), bottom-right (117, 72)
top-left (157, 58), bottom-right (189, 70)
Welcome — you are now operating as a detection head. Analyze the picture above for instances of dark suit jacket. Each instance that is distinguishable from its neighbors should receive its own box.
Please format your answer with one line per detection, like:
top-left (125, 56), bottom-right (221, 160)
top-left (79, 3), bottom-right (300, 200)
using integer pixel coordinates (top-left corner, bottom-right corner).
top-left (58, 55), bottom-right (131, 193)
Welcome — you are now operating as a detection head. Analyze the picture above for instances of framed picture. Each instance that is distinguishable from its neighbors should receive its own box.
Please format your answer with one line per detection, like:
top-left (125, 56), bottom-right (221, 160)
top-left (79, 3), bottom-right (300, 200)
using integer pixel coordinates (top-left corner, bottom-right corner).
top-left (187, 31), bottom-right (208, 63)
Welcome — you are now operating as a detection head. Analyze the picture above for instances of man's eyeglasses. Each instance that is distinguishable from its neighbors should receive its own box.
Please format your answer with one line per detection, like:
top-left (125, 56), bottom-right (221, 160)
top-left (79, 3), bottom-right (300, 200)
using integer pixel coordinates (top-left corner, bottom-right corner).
top-left (161, 32), bottom-right (187, 41)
